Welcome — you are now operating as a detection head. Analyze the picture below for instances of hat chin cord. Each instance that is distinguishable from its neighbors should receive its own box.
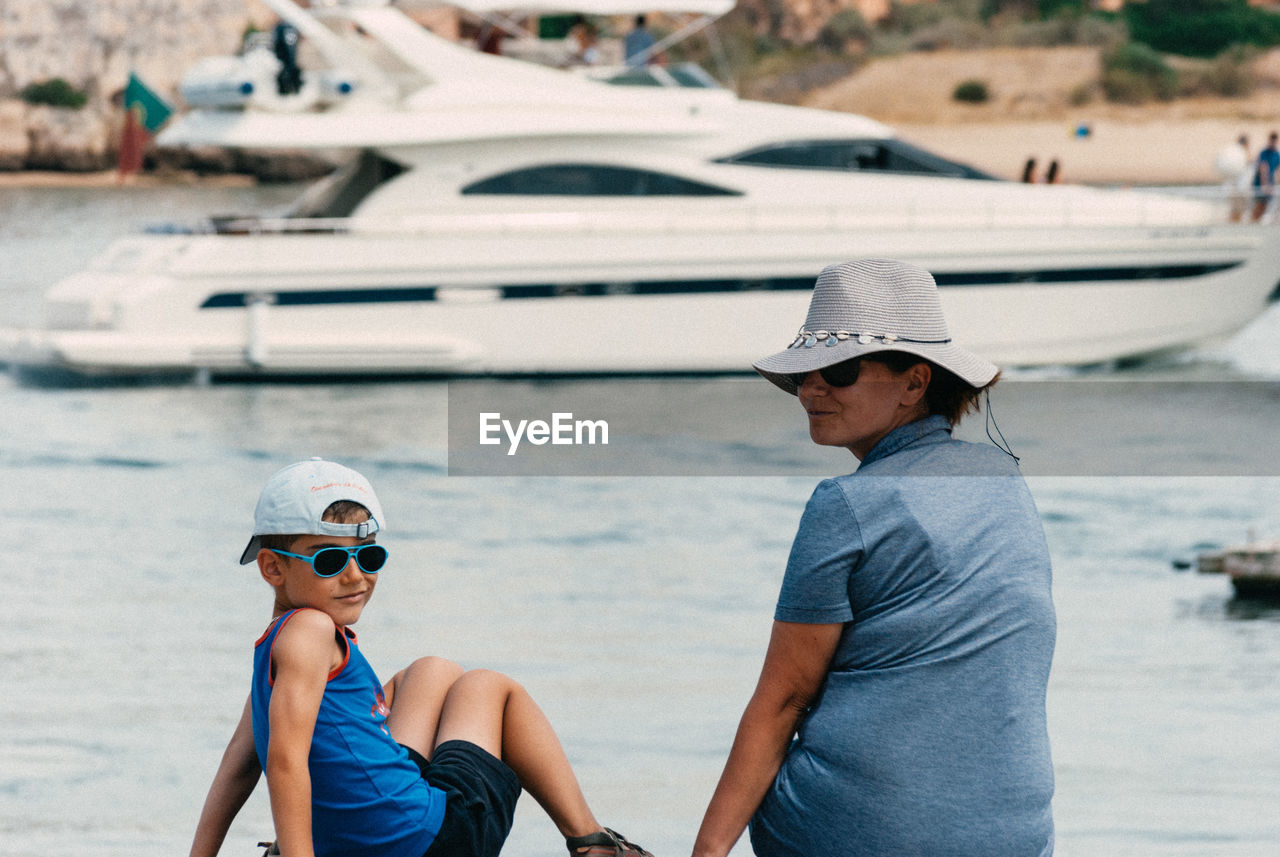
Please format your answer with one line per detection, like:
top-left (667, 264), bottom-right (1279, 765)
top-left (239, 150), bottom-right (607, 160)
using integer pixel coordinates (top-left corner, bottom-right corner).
top-left (984, 389), bottom-right (1020, 465)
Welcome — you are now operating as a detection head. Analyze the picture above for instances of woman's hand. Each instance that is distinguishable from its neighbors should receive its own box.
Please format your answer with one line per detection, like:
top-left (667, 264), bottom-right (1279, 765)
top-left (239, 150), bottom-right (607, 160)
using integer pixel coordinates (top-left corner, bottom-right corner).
top-left (691, 620), bottom-right (843, 857)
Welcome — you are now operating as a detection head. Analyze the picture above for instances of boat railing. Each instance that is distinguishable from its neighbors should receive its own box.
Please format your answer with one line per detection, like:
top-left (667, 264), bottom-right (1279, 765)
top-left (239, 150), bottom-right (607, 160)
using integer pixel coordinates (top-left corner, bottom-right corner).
top-left (145, 216), bottom-right (351, 236)
top-left (142, 187), bottom-right (1254, 238)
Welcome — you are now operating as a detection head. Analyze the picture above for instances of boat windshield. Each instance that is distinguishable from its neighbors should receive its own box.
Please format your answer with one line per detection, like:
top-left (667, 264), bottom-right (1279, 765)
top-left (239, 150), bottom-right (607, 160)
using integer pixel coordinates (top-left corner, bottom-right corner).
top-left (589, 62), bottom-right (722, 88)
top-left (462, 163), bottom-right (741, 195)
top-left (717, 138), bottom-right (995, 180)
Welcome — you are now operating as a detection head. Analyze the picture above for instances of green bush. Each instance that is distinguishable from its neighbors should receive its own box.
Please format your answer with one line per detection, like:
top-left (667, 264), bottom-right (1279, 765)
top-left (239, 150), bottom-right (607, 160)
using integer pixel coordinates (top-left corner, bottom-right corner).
top-left (1102, 41), bottom-right (1179, 101)
top-left (1124, 0), bottom-right (1280, 57)
top-left (20, 78), bottom-right (88, 109)
top-left (953, 78), bottom-right (991, 102)
top-left (1038, 0), bottom-right (1088, 18)
top-left (1104, 40), bottom-right (1172, 75)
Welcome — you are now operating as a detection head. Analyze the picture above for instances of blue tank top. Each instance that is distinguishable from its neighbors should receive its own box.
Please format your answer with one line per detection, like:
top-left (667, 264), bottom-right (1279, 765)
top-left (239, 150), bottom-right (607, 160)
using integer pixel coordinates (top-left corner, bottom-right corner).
top-left (251, 609), bottom-right (447, 857)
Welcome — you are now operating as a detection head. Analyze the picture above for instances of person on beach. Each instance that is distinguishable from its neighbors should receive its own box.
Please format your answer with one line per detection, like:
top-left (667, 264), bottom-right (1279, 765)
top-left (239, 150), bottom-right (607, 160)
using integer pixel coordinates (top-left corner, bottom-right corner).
top-left (189, 458), bottom-right (651, 857)
top-left (691, 259), bottom-right (1056, 857)
top-left (1251, 131), bottom-right (1279, 223)
top-left (1216, 134), bottom-right (1251, 222)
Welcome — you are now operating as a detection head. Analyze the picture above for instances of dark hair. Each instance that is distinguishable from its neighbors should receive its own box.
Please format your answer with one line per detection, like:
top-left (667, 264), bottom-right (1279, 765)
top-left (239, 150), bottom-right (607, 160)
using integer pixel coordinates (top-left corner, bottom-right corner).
top-left (258, 501), bottom-right (371, 553)
top-left (862, 351), bottom-right (998, 426)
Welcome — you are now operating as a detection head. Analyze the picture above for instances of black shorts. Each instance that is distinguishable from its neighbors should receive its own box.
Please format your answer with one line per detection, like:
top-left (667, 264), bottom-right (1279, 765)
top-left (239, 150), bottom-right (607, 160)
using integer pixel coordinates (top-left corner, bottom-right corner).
top-left (404, 740), bottom-right (521, 857)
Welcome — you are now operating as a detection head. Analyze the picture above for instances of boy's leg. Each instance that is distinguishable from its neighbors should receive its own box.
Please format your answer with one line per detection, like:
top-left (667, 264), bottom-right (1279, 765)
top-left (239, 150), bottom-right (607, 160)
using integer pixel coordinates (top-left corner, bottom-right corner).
top-left (434, 669), bottom-right (600, 841)
top-left (385, 656), bottom-right (465, 759)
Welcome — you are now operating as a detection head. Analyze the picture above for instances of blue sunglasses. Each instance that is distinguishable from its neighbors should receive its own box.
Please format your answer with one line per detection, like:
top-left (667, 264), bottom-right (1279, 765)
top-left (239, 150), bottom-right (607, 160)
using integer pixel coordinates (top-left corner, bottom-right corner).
top-left (271, 544), bottom-right (389, 577)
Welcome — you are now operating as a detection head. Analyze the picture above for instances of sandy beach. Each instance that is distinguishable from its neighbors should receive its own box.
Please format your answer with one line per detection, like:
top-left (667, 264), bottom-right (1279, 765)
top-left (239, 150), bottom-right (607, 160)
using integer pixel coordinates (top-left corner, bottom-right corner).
top-left (894, 118), bottom-right (1280, 185)
top-left (804, 46), bottom-right (1280, 185)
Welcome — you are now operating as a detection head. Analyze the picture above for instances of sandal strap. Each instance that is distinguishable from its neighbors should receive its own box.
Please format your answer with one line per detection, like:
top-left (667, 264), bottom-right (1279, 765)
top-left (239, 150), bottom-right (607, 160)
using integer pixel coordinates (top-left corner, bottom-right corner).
top-left (566, 827), bottom-right (653, 856)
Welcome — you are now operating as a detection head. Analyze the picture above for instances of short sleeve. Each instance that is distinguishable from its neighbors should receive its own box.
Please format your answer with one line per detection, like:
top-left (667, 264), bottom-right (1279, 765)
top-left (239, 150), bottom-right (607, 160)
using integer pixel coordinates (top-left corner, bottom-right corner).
top-left (774, 479), bottom-right (862, 624)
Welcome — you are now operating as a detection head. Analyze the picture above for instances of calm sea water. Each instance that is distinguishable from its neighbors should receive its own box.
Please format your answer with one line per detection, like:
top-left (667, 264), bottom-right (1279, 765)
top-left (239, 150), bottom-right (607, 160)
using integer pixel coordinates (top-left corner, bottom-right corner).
top-left (4, 184), bottom-right (1280, 857)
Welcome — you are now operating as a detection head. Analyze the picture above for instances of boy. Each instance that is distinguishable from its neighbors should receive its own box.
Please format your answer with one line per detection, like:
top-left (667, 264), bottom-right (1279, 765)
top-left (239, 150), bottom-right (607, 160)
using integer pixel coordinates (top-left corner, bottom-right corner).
top-left (189, 458), bottom-right (651, 857)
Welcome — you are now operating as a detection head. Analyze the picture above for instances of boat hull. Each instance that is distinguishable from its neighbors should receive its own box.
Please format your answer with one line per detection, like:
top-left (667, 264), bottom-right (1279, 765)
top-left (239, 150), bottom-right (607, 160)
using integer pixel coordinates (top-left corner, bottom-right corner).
top-left (5, 219), bottom-right (1278, 380)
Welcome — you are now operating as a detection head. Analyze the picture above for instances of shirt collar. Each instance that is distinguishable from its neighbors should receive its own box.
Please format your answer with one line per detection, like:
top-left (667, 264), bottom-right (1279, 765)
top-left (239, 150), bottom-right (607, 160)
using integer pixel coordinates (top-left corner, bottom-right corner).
top-left (860, 414), bottom-right (952, 467)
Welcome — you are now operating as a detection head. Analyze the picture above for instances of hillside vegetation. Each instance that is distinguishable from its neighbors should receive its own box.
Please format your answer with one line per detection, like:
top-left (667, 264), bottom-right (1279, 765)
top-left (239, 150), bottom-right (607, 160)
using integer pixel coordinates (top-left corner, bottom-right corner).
top-left (716, 0), bottom-right (1280, 111)
top-left (802, 45), bottom-right (1280, 123)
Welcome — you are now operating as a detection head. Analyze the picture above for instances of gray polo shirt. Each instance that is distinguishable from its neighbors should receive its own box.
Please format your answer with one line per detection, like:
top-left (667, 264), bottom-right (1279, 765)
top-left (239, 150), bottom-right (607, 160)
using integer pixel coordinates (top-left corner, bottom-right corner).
top-left (750, 415), bottom-right (1056, 857)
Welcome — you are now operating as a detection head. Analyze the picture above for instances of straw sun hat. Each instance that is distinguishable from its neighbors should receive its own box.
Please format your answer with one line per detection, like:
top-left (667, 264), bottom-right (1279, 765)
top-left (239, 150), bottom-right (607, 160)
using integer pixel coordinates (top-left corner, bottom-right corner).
top-left (753, 259), bottom-right (999, 395)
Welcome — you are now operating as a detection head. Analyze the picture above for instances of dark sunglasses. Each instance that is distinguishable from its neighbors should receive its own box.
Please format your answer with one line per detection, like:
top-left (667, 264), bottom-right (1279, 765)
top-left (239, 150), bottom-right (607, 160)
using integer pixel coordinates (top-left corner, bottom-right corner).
top-left (271, 544), bottom-right (389, 577)
top-left (792, 359), bottom-right (862, 389)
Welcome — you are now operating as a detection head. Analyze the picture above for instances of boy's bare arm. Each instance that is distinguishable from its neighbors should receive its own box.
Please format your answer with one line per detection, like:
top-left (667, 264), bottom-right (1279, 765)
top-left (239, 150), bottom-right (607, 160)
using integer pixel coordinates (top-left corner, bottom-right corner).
top-left (190, 697), bottom-right (262, 857)
top-left (266, 610), bottom-right (340, 857)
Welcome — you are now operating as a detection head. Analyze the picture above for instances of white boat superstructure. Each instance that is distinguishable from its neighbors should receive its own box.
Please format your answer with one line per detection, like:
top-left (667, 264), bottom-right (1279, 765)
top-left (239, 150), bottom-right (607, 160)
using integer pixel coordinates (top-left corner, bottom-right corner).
top-left (4, 0), bottom-right (1278, 380)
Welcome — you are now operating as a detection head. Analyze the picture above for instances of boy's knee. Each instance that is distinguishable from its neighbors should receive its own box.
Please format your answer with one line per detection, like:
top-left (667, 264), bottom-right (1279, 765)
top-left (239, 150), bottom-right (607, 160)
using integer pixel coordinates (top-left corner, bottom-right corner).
top-left (412, 656), bottom-right (464, 681)
top-left (456, 667), bottom-right (520, 694)
top-left (395, 656), bottom-right (463, 689)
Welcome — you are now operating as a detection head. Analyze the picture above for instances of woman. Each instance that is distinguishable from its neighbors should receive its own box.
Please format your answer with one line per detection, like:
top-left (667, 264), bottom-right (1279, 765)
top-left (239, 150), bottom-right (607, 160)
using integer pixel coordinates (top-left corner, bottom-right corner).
top-left (692, 259), bottom-right (1055, 857)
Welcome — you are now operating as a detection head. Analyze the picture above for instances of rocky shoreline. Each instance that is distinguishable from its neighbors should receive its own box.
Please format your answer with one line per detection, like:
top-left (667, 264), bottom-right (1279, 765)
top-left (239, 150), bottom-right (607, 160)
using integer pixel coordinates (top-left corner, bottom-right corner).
top-left (1, 0), bottom-right (229, 169)
top-left (0, 0), bottom-right (345, 180)
top-left (0, 97), bottom-right (338, 180)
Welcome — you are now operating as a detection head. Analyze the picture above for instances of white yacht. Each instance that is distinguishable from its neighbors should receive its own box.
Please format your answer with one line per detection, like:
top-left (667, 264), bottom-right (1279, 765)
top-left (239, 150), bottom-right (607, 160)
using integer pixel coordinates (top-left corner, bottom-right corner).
top-left (4, 0), bottom-right (1278, 380)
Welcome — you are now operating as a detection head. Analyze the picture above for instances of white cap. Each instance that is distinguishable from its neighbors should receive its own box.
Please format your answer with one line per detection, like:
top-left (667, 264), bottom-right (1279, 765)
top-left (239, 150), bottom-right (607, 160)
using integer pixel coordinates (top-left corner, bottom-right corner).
top-left (239, 458), bottom-right (385, 565)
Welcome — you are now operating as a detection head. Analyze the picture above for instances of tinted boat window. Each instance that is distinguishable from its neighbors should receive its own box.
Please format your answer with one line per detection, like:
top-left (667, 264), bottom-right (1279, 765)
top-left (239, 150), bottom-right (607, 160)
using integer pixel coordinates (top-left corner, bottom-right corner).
top-left (462, 164), bottom-right (741, 196)
top-left (717, 139), bottom-right (994, 179)
top-left (596, 63), bottom-right (720, 88)
top-left (603, 68), bottom-right (665, 86)
top-left (667, 63), bottom-right (720, 88)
